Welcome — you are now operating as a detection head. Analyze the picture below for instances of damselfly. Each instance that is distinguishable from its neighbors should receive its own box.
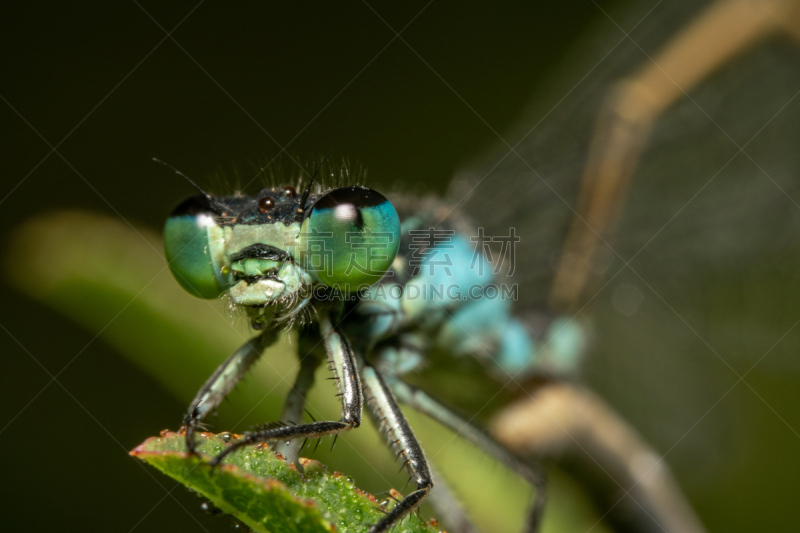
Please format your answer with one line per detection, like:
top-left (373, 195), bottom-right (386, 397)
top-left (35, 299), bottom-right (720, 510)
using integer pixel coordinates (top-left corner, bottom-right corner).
top-left (161, 1), bottom-right (800, 532)
top-left (163, 160), bottom-right (550, 532)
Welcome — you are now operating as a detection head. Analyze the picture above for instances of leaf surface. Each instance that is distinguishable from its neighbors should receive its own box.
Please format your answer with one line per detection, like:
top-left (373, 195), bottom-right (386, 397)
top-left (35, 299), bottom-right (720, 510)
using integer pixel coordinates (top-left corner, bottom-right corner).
top-left (131, 431), bottom-right (439, 533)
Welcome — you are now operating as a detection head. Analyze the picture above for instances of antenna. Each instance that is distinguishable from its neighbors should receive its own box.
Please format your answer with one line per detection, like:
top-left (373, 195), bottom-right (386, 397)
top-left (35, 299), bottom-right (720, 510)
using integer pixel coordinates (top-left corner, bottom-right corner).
top-left (153, 158), bottom-right (230, 214)
top-left (295, 157), bottom-right (326, 223)
top-left (153, 158), bottom-right (211, 197)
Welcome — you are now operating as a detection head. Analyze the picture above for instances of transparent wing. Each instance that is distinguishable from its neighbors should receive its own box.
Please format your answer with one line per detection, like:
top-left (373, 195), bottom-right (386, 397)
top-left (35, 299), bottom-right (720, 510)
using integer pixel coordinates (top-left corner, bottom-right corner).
top-left (451, 0), bottom-right (800, 309)
top-left (448, 0), bottom-right (800, 476)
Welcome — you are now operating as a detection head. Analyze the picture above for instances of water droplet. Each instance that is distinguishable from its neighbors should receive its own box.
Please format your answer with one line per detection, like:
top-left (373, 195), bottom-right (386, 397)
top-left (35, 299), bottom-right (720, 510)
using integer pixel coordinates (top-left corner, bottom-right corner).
top-left (200, 502), bottom-right (221, 515)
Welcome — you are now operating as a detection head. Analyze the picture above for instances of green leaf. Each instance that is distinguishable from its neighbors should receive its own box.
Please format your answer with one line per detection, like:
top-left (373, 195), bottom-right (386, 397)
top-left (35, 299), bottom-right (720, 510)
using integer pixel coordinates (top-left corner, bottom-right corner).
top-left (131, 431), bottom-right (438, 533)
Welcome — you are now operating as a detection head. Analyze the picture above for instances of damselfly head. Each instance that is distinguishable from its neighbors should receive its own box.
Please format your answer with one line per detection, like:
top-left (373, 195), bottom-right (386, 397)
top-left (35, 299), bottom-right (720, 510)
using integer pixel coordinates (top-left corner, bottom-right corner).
top-left (164, 177), bottom-right (401, 326)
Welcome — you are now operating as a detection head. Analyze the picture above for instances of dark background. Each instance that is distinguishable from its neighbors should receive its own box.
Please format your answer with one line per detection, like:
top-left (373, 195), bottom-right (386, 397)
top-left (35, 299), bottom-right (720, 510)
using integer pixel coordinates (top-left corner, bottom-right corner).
top-left (3, 1), bottom-right (800, 532)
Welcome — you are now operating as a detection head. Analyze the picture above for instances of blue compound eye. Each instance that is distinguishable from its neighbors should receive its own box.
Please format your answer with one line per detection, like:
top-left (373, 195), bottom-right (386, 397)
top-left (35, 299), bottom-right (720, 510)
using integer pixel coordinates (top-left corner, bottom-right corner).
top-left (163, 194), bottom-right (228, 298)
top-left (299, 186), bottom-right (400, 290)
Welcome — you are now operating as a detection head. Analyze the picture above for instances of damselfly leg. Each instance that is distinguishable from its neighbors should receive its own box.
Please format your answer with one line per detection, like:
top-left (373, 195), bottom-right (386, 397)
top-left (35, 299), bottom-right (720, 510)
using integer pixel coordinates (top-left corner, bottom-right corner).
top-left (183, 331), bottom-right (277, 454)
top-left (210, 315), bottom-right (363, 466)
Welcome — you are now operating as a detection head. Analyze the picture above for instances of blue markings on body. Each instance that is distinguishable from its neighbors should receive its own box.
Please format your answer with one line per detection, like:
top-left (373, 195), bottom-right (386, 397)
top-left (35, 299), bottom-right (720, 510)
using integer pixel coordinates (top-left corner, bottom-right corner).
top-left (349, 230), bottom-right (558, 379)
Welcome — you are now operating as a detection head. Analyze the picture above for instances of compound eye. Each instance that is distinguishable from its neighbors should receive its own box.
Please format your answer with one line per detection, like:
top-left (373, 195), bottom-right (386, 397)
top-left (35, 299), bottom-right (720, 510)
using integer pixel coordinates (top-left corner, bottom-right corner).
top-left (300, 186), bottom-right (400, 290)
top-left (163, 194), bottom-right (228, 298)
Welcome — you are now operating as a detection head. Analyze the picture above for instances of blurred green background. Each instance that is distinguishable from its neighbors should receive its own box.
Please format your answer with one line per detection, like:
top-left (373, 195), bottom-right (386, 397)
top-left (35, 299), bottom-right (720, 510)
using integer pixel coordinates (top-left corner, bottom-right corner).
top-left (3, 1), bottom-right (800, 532)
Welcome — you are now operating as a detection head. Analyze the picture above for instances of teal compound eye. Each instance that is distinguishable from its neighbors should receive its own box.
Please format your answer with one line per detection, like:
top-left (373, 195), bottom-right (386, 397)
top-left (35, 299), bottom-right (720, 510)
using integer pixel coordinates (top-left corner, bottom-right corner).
top-left (163, 194), bottom-right (228, 299)
top-left (299, 186), bottom-right (400, 291)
